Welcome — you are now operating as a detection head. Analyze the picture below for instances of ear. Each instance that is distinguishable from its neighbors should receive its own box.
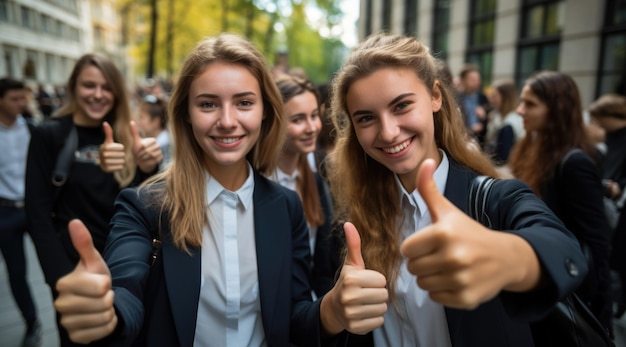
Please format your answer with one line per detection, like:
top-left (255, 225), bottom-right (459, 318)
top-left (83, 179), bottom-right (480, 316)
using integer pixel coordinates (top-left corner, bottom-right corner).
top-left (431, 81), bottom-right (443, 113)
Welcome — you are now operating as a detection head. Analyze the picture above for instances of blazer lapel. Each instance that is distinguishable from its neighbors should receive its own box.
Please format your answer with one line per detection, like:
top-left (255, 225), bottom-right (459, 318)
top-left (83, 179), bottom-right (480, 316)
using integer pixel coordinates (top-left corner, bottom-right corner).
top-left (162, 226), bottom-right (201, 347)
top-left (253, 173), bottom-right (290, 337)
top-left (442, 160), bottom-right (474, 346)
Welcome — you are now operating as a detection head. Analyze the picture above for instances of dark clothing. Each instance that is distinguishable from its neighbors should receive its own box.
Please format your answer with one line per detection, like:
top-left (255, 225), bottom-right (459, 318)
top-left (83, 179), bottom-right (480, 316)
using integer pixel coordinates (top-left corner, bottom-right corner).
top-left (25, 116), bottom-right (152, 346)
top-left (602, 127), bottom-right (626, 188)
top-left (493, 125), bottom-right (515, 164)
top-left (341, 160), bottom-right (588, 346)
top-left (102, 173), bottom-right (324, 346)
top-left (0, 205), bottom-right (37, 326)
top-left (540, 149), bottom-right (613, 330)
top-left (311, 173), bottom-right (341, 297)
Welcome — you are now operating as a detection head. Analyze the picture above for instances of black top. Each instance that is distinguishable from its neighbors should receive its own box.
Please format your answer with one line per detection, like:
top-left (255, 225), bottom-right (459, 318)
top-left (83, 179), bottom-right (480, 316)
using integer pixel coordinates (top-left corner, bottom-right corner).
top-left (25, 116), bottom-right (152, 287)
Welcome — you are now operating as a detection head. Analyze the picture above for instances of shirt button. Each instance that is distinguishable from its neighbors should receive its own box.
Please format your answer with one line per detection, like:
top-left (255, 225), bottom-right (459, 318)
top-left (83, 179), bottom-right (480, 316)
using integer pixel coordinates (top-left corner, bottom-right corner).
top-left (565, 258), bottom-right (579, 277)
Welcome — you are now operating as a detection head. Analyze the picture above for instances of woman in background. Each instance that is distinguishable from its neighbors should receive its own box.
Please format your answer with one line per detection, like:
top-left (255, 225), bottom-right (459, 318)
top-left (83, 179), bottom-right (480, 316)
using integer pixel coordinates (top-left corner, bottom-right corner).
top-left (485, 80), bottom-right (525, 165)
top-left (509, 71), bottom-right (613, 339)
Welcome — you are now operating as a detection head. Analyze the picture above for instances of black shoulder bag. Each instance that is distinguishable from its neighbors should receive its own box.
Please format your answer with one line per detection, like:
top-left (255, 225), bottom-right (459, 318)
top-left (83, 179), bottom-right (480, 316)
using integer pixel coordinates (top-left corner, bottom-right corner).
top-left (469, 176), bottom-right (615, 347)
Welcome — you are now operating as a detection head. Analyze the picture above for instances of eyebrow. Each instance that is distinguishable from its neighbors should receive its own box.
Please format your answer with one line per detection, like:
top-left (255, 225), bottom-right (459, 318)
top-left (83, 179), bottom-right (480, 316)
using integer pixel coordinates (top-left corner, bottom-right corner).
top-left (194, 91), bottom-right (257, 99)
top-left (351, 93), bottom-right (415, 117)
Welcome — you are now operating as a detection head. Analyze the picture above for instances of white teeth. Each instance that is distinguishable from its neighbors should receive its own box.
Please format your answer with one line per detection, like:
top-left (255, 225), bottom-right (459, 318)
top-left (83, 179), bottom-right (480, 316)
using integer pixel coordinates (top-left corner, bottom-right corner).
top-left (383, 139), bottom-right (410, 154)
top-left (215, 137), bottom-right (241, 144)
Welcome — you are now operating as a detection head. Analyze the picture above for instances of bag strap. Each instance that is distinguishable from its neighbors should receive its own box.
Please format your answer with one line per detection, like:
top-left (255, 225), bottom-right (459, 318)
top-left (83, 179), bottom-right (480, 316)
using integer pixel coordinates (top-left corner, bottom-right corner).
top-left (468, 175), bottom-right (496, 228)
top-left (51, 125), bottom-right (77, 187)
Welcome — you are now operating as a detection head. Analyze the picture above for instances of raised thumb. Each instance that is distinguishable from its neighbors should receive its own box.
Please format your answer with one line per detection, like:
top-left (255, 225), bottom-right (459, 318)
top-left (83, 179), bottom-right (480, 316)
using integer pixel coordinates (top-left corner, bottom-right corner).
top-left (344, 222), bottom-right (365, 269)
top-left (416, 158), bottom-right (449, 222)
top-left (130, 120), bottom-right (142, 144)
top-left (68, 219), bottom-right (109, 275)
top-left (102, 121), bottom-right (114, 144)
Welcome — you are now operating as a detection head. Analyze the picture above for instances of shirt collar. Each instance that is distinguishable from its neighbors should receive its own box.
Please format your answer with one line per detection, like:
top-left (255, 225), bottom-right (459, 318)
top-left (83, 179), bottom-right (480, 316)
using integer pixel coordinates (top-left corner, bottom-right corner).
top-left (275, 167), bottom-right (299, 186)
top-left (396, 150), bottom-right (450, 216)
top-left (0, 115), bottom-right (26, 130)
top-left (206, 162), bottom-right (255, 210)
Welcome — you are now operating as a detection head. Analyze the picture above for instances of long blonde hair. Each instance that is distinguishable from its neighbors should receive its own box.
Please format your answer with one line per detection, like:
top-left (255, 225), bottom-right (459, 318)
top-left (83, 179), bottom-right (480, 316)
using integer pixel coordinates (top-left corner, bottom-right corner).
top-left (328, 33), bottom-right (498, 294)
top-left (142, 34), bottom-right (286, 251)
top-left (55, 53), bottom-right (135, 187)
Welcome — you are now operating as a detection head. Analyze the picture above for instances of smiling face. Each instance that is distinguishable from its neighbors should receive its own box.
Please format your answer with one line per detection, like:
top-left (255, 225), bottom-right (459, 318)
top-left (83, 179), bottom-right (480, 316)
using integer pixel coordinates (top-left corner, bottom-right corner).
top-left (283, 90), bottom-right (321, 156)
top-left (73, 65), bottom-right (115, 126)
top-left (346, 67), bottom-right (442, 190)
top-left (517, 84), bottom-right (549, 133)
top-left (188, 61), bottom-right (263, 179)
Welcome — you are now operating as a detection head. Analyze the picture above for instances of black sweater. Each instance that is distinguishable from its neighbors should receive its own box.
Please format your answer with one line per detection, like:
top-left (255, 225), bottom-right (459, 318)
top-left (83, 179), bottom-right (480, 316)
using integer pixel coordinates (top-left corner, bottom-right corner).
top-left (25, 116), bottom-right (152, 288)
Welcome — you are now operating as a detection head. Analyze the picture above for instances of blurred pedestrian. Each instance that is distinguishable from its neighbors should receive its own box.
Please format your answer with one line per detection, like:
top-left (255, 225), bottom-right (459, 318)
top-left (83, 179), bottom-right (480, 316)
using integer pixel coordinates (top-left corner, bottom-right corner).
top-left (272, 75), bottom-right (339, 298)
top-left (484, 80), bottom-right (525, 165)
top-left (25, 53), bottom-right (162, 346)
top-left (509, 71), bottom-right (613, 338)
top-left (0, 77), bottom-right (41, 347)
top-left (136, 94), bottom-right (171, 171)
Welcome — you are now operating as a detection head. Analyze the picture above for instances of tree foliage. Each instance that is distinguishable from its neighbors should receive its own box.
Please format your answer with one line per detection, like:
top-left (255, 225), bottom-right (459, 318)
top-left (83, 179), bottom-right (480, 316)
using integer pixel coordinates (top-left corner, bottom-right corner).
top-left (116, 0), bottom-right (348, 85)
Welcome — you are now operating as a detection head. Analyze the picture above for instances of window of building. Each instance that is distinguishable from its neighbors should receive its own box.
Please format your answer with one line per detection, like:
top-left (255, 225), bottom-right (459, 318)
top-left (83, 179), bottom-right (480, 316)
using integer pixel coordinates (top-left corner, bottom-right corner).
top-left (0, 0), bottom-right (9, 22)
top-left (516, 0), bottom-right (564, 87)
top-left (382, 1), bottom-right (392, 32)
top-left (20, 6), bottom-right (34, 29)
top-left (597, 0), bottom-right (626, 96)
top-left (23, 51), bottom-right (38, 79)
top-left (466, 0), bottom-right (496, 88)
top-left (363, 0), bottom-right (372, 36)
top-left (404, 0), bottom-right (418, 36)
top-left (432, 0), bottom-right (451, 60)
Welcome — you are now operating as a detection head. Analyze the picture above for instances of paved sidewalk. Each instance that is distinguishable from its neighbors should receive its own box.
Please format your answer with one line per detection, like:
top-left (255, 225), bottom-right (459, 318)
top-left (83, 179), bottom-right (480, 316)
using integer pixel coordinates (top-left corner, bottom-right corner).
top-left (0, 234), bottom-right (58, 347)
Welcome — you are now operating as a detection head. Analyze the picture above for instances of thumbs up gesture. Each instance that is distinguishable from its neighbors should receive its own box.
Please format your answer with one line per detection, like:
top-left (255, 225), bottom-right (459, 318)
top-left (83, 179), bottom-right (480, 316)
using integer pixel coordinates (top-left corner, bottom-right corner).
top-left (54, 219), bottom-right (118, 344)
top-left (400, 159), bottom-right (540, 310)
top-left (131, 121), bottom-right (163, 173)
top-left (320, 222), bottom-right (388, 335)
top-left (99, 121), bottom-right (126, 173)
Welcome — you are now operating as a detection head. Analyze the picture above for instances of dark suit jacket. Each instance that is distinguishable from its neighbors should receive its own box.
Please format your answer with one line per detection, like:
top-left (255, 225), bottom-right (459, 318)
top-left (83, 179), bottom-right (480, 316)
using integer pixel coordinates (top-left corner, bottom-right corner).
top-left (312, 173), bottom-right (341, 297)
top-left (344, 160), bottom-right (588, 347)
top-left (101, 172), bottom-right (322, 347)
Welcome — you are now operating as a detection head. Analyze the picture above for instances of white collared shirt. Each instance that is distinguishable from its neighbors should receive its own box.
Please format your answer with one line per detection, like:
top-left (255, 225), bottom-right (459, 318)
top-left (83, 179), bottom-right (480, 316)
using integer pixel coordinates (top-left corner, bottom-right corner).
top-left (194, 164), bottom-right (266, 347)
top-left (0, 116), bottom-right (30, 200)
top-left (373, 151), bottom-right (452, 347)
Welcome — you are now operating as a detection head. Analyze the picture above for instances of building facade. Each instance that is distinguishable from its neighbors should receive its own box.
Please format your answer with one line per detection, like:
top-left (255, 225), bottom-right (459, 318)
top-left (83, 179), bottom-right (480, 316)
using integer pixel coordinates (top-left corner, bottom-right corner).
top-left (0, 0), bottom-right (126, 93)
top-left (358, 0), bottom-right (626, 107)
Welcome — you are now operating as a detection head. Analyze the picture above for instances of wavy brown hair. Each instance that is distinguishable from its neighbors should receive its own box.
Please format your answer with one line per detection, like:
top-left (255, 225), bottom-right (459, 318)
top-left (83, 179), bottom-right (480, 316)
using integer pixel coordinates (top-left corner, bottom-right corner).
top-left (275, 76), bottom-right (325, 226)
top-left (328, 33), bottom-right (498, 295)
top-left (55, 53), bottom-right (135, 187)
top-left (509, 71), bottom-right (596, 196)
top-left (141, 34), bottom-right (286, 251)
top-left (492, 79), bottom-right (518, 118)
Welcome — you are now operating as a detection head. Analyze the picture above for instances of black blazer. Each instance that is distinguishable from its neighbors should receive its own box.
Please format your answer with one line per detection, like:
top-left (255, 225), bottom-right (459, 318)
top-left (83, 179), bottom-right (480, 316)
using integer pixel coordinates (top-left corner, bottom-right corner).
top-left (344, 160), bottom-right (588, 347)
top-left (102, 172), bottom-right (323, 347)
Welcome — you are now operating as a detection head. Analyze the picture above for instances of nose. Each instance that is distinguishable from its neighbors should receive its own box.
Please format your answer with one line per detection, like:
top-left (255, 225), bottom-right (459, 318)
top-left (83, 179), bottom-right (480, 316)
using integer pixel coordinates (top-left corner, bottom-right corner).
top-left (516, 103), bottom-right (525, 115)
top-left (94, 86), bottom-right (103, 98)
top-left (378, 113), bottom-right (399, 142)
top-left (305, 117), bottom-right (318, 134)
top-left (217, 105), bottom-right (236, 128)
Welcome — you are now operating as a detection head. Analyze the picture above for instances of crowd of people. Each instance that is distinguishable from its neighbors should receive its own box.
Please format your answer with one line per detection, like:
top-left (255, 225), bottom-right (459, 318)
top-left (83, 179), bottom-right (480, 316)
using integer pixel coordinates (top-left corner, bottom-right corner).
top-left (0, 31), bottom-right (624, 347)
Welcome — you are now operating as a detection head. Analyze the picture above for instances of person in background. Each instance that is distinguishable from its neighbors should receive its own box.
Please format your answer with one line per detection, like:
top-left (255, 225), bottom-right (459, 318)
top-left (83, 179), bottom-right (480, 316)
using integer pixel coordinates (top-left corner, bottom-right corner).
top-left (37, 83), bottom-right (55, 119)
top-left (484, 80), bottom-right (525, 165)
top-left (0, 77), bottom-right (41, 347)
top-left (272, 75), bottom-right (339, 298)
top-left (51, 33), bottom-right (342, 347)
top-left (136, 94), bottom-right (172, 171)
top-left (457, 63), bottom-right (490, 146)
top-left (509, 71), bottom-right (613, 339)
top-left (321, 33), bottom-right (588, 346)
top-left (25, 53), bottom-right (162, 346)
top-left (588, 93), bottom-right (626, 318)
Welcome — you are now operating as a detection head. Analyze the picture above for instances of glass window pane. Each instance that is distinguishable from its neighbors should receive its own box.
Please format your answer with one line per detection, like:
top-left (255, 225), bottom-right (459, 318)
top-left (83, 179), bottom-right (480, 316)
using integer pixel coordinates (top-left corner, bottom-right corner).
top-left (540, 43), bottom-right (560, 71)
top-left (545, 2), bottom-right (563, 35)
top-left (472, 20), bottom-right (494, 45)
top-left (603, 34), bottom-right (626, 72)
top-left (474, 0), bottom-right (496, 17)
top-left (519, 46), bottom-right (538, 79)
top-left (608, 0), bottom-right (626, 26)
top-left (525, 5), bottom-right (544, 38)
